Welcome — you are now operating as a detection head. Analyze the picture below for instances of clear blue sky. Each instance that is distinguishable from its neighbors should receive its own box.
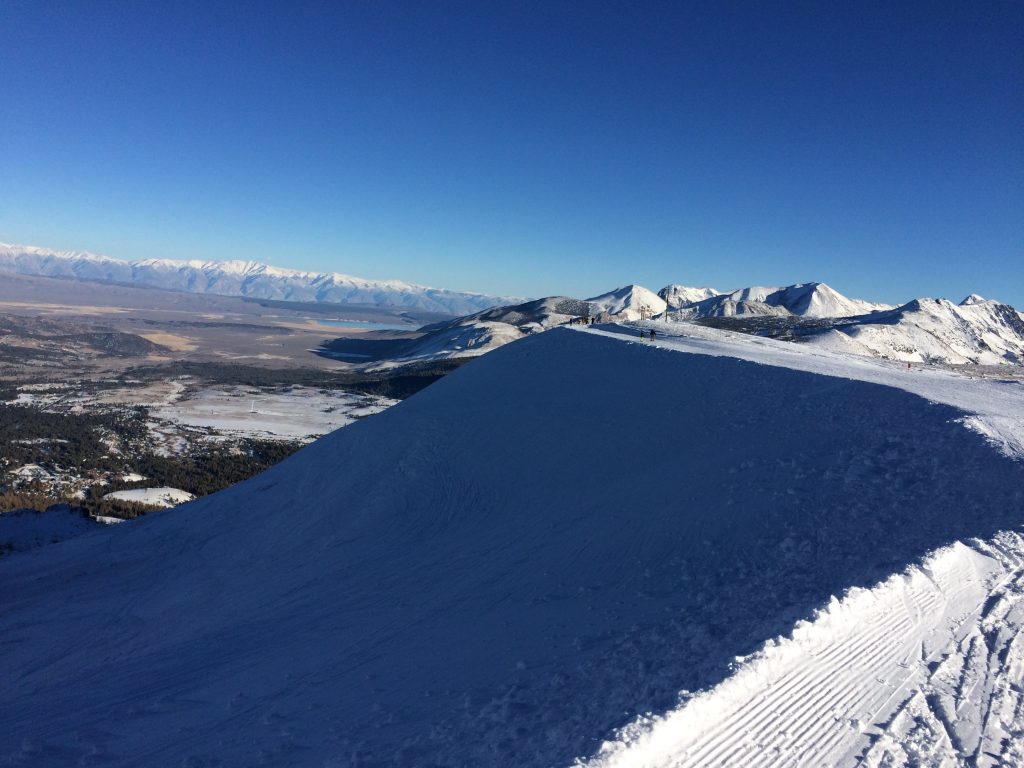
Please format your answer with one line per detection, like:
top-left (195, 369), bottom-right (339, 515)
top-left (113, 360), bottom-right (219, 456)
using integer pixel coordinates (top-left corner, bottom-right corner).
top-left (1, 1), bottom-right (1021, 306)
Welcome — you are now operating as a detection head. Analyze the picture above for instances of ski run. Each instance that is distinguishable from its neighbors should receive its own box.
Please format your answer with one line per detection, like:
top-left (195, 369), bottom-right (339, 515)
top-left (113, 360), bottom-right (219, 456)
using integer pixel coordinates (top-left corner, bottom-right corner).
top-left (2, 321), bottom-right (1024, 767)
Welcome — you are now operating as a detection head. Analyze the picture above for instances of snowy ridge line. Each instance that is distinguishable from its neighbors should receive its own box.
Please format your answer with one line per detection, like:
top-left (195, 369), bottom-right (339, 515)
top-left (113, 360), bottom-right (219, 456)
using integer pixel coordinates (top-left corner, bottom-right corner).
top-left (582, 322), bottom-right (1024, 460)
top-left (570, 324), bottom-right (1024, 768)
top-left (573, 534), bottom-right (1024, 768)
top-left (4, 324), bottom-right (1024, 766)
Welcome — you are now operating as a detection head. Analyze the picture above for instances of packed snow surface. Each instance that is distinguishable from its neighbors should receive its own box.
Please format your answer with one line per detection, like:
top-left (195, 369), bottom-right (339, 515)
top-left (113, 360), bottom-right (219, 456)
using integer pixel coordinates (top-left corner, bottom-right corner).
top-left (1, 325), bottom-right (1023, 767)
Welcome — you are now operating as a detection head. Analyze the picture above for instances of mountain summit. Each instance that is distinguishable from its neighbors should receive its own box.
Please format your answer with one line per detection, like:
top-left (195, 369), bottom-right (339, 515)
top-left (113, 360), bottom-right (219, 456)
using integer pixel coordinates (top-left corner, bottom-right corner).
top-left (586, 284), bottom-right (668, 321)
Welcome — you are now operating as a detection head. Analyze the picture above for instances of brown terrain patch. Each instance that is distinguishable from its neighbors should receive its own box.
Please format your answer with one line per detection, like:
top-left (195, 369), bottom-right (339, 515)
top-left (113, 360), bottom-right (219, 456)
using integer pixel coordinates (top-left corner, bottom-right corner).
top-left (137, 332), bottom-right (198, 352)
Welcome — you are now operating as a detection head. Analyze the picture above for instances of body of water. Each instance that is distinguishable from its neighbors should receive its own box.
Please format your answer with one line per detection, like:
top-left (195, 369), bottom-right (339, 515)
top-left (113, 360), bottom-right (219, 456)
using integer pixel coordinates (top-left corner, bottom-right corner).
top-left (317, 319), bottom-right (419, 331)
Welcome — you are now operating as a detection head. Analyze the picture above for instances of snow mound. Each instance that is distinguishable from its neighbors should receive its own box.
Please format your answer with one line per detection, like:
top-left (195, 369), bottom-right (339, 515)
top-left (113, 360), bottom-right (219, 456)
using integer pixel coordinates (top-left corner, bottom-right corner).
top-left (587, 285), bottom-right (667, 321)
top-left (2, 328), bottom-right (1023, 766)
top-left (103, 487), bottom-right (195, 508)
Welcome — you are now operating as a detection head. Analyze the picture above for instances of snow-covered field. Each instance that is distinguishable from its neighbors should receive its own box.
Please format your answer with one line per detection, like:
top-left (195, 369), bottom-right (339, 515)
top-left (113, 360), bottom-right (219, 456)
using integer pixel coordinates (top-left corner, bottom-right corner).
top-left (103, 487), bottom-right (194, 508)
top-left (151, 385), bottom-right (395, 441)
top-left (1, 325), bottom-right (1022, 766)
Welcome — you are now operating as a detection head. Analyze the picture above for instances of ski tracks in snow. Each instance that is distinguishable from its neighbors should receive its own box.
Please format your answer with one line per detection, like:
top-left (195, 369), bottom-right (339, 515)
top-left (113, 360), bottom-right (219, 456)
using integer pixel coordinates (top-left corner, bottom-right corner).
top-left (863, 535), bottom-right (1024, 768)
top-left (576, 533), bottom-right (1024, 768)
top-left (573, 325), bottom-right (1024, 768)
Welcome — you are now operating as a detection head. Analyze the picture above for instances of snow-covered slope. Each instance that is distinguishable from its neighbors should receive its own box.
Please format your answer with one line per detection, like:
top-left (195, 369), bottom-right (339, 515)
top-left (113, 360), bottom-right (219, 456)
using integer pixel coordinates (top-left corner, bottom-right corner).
top-left (0, 242), bottom-right (519, 315)
top-left (587, 285), bottom-right (668, 321)
top-left (375, 290), bottom-right (659, 368)
top-left (420, 295), bottom-right (592, 334)
top-left (354, 295), bottom-right (602, 369)
top-left (374, 321), bottom-right (526, 368)
top-left (684, 282), bottom-right (891, 318)
top-left (575, 322), bottom-right (1024, 766)
top-left (803, 296), bottom-right (1024, 365)
top-left (2, 325), bottom-right (1024, 766)
top-left (0, 506), bottom-right (99, 556)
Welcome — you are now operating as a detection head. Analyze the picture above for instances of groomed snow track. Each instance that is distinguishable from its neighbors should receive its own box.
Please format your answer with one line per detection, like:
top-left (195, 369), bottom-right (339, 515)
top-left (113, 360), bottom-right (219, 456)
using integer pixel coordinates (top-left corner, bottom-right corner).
top-left (1, 326), bottom-right (1023, 767)
top-left (578, 534), bottom-right (1024, 768)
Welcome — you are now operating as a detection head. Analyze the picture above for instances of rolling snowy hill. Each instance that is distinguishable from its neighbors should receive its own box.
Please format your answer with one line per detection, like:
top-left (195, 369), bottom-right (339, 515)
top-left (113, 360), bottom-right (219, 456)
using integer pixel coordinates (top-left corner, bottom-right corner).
top-left (319, 296), bottom-right (590, 367)
top-left (0, 242), bottom-right (519, 315)
top-left (2, 324), bottom-right (1024, 766)
top-left (801, 295), bottom-right (1024, 365)
top-left (348, 289), bottom-right (663, 368)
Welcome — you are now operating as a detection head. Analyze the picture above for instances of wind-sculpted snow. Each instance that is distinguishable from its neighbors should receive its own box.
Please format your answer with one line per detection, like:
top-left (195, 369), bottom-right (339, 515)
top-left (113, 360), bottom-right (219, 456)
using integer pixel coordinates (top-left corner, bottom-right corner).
top-left (2, 329), bottom-right (1023, 766)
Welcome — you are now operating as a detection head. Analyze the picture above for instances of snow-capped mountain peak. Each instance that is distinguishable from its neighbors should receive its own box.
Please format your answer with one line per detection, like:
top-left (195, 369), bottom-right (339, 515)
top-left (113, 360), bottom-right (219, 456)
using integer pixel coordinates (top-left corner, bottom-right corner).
top-left (586, 284), bottom-right (668, 321)
top-left (961, 293), bottom-right (989, 306)
top-left (724, 282), bottom-right (892, 318)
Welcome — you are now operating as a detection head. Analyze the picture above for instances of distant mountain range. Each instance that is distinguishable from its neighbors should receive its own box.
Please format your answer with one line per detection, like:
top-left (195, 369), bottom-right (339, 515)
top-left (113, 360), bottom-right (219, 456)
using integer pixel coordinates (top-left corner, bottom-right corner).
top-left (0, 242), bottom-right (521, 316)
top-left (3, 241), bottom-right (1021, 367)
top-left (354, 282), bottom-right (1024, 369)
